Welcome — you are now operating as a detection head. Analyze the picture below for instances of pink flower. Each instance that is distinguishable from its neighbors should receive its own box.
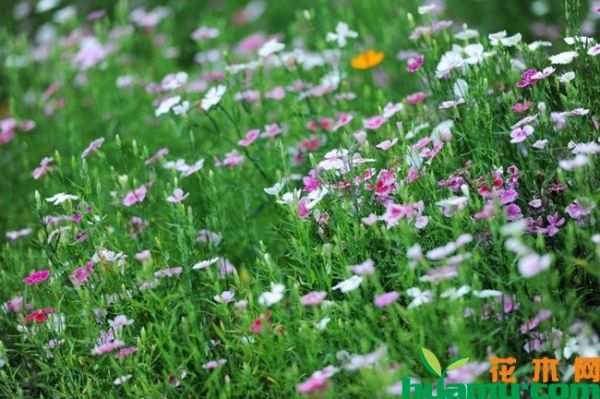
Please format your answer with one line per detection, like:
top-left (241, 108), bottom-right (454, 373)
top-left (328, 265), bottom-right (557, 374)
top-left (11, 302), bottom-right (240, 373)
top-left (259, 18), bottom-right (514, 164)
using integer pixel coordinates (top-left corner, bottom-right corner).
top-left (517, 69), bottom-right (538, 88)
top-left (376, 138), bottom-right (398, 150)
top-left (82, 138), bottom-right (105, 158)
top-left (238, 129), bottom-right (260, 147)
top-left (91, 339), bottom-right (125, 355)
top-left (114, 346), bottom-right (137, 359)
top-left (407, 92), bottom-right (427, 105)
top-left (297, 198), bottom-right (311, 219)
top-left (191, 26), bottom-right (219, 41)
top-left (166, 188), bottom-right (189, 203)
top-left (510, 125), bottom-right (534, 143)
top-left (300, 291), bottom-right (327, 306)
top-left (23, 269), bottom-right (50, 286)
top-left (363, 116), bottom-right (386, 130)
top-left (373, 292), bottom-right (399, 307)
top-left (5, 296), bottom-right (24, 313)
top-left (512, 101), bottom-right (532, 113)
top-left (135, 250), bottom-right (151, 261)
top-left (32, 157), bottom-right (53, 180)
top-left (123, 185), bottom-right (147, 207)
top-left (70, 261), bottom-right (94, 287)
top-left (349, 259), bottom-right (375, 275)
top-left (407, 55), bottom-right (425, 72)
top-left (297, 366), bottom-right (338, 394)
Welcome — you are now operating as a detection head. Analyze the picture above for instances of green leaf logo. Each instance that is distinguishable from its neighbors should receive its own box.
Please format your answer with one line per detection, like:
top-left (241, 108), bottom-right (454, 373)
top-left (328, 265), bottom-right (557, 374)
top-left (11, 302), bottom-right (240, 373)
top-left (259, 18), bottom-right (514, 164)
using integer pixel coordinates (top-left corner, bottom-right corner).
top-left (419, 347), bottom-right (443, 378)
top-left (446, 356), bottom-right (470, 371)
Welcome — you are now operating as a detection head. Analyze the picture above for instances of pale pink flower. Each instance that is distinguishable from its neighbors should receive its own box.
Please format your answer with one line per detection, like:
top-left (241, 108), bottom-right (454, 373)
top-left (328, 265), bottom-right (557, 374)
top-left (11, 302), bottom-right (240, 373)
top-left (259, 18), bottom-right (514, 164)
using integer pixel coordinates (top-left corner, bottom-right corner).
top-left (510, 125), bottom-right (534, 143)
top-left (32, 157), bottom-right (53, 180)
top-left (154, 267), bottom-right (183, 278)
top-left (23, 269), bottom-right (50, 285)
top-left (348, 259), bottom-right (375, 275)
top-left (202, 359), bottom-right (227, 369)
top-left (5, 296), bottom-right (24, 313)
top-left (91, 339), bottom-right (125, 355)
top-left (114, 347), bottom-right (137, 359)
top-left (300, 291), bottom-right (327, 306)
top-left (518, 253), bottom-right (552, 277)
top-left (376, 138), bottom-right (398, 150)
top-left (373, 292), bottom-right (399, 307)
top-left (81, 138), bottom-right (105, 158)
top-left (166, 188), bottom-right (189, 203)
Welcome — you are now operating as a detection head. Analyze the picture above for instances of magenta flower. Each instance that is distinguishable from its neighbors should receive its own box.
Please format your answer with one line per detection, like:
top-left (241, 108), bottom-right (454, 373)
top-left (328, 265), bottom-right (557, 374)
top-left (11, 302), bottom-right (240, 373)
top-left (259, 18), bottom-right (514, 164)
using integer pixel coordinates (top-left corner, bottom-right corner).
top-left (300, 291), bottom-right (327, 306)
top-left (23, 269), bottom-right (50, 286)
top-left (166, 188), bottom-right (189, 203)
top-left (70, 261), bottom-right (94, 287)
top-left (238, 129), bottom-right (260, 147)
top-left (407, 55), bottom-right (425, 72)
top-left (123, 185), bottom-right (147, 207)
top-left (373, 292), bottom-right (399, 307)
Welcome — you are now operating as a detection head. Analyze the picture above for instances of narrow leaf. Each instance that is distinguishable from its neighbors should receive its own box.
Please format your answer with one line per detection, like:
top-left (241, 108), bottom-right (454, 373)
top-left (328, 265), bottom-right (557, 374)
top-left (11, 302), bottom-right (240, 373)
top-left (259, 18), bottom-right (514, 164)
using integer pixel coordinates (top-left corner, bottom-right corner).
top-left (446, 357), bottom-right (470, 371)
top-left (419, 347), bottom-right (442, 377)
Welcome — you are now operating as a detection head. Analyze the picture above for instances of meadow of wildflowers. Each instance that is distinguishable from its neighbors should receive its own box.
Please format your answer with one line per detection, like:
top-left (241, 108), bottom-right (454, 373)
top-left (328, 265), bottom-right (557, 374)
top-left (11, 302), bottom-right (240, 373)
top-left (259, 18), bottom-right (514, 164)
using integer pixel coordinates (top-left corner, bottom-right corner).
top-left (1, 0), bottom-right (600, 397)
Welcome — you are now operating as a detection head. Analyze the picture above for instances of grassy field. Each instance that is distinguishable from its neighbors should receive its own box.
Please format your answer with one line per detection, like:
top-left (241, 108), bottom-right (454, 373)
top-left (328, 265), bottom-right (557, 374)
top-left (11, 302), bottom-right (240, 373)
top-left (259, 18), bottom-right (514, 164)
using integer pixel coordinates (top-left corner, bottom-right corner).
top-left (1, 0), bottom-right (600, 397)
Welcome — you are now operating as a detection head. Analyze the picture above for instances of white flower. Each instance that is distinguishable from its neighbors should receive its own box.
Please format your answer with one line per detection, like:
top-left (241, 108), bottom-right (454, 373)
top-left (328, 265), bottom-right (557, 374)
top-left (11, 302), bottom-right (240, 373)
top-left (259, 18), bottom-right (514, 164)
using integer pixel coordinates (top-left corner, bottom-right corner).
top-left (549, 51), bottom-right (578, 65)
top-left (46, 193), bottom-right (79, 205)
top-left (455, 29), bottom-right (479, 40)
top-left (332, 275), bottom-right (363, 293)
top-left (264, 181), bottom-right (285, 196)
top-left (201, 85), bottom-right (226, 111)
top-left (193, 257), bottom-right (220, 270)
top-left (155, 96), bottom-right (182, 117)
top-left (453, 79), bottom-right (469, 98)
top-left (316, 316), bottom-right (331, 330)
top-left (472, 289), bottom-right (503, 298)
top-left (418, 4), bottom-right (436, 14)
top-left (325, 22), bottom-right (358, 48)
top-left (406, 287), bottom-right (432, 308)
top-left (214, 290), bottom-right (235, 304)
top-left (559, 71), bottom-right (575, 83)
top-left (441, 285), bottom-right (471, 300)
top-left (172, 101), bottom-right (190, 115)
top-left (258, 38), bottom-right (285, 57)
top-left (501, 33), bottom-right (522, 47)
top-left (528, 41), bottom-right (552, 51)
top-left (258, 283), bottom-right (285, 306)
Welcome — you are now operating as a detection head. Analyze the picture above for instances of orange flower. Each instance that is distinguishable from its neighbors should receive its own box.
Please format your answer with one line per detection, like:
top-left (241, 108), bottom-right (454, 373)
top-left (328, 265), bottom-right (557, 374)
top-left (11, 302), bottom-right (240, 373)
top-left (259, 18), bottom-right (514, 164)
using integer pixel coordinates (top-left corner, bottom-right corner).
top-left (351, 50), bottom-right (385, 70)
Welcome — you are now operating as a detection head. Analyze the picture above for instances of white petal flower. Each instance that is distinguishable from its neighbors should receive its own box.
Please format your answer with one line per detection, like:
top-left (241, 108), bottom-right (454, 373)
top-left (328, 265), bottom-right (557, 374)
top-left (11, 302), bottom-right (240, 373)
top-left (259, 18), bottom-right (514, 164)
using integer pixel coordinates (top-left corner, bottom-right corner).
top-left (549, 51), bottom-right (578, 65)
top-left (201, 85), bottom-right (226, 111)
top-left (258, 38), bottom-right (285, 57)
top-left (155, 96), bottom-right (181, 117)
top-left (325, 22), bottom-right (358, 48)
top-left (332, 275), bottom-right (363, 293)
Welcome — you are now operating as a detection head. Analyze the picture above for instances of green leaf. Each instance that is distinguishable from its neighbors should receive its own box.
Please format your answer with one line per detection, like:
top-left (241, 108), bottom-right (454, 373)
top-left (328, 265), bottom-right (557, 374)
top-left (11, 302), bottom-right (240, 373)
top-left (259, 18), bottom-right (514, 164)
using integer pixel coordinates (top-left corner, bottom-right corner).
top-left (446, 357), bottom-right (470, 371)
top-left (419, 347), bottom-right (442, 377)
